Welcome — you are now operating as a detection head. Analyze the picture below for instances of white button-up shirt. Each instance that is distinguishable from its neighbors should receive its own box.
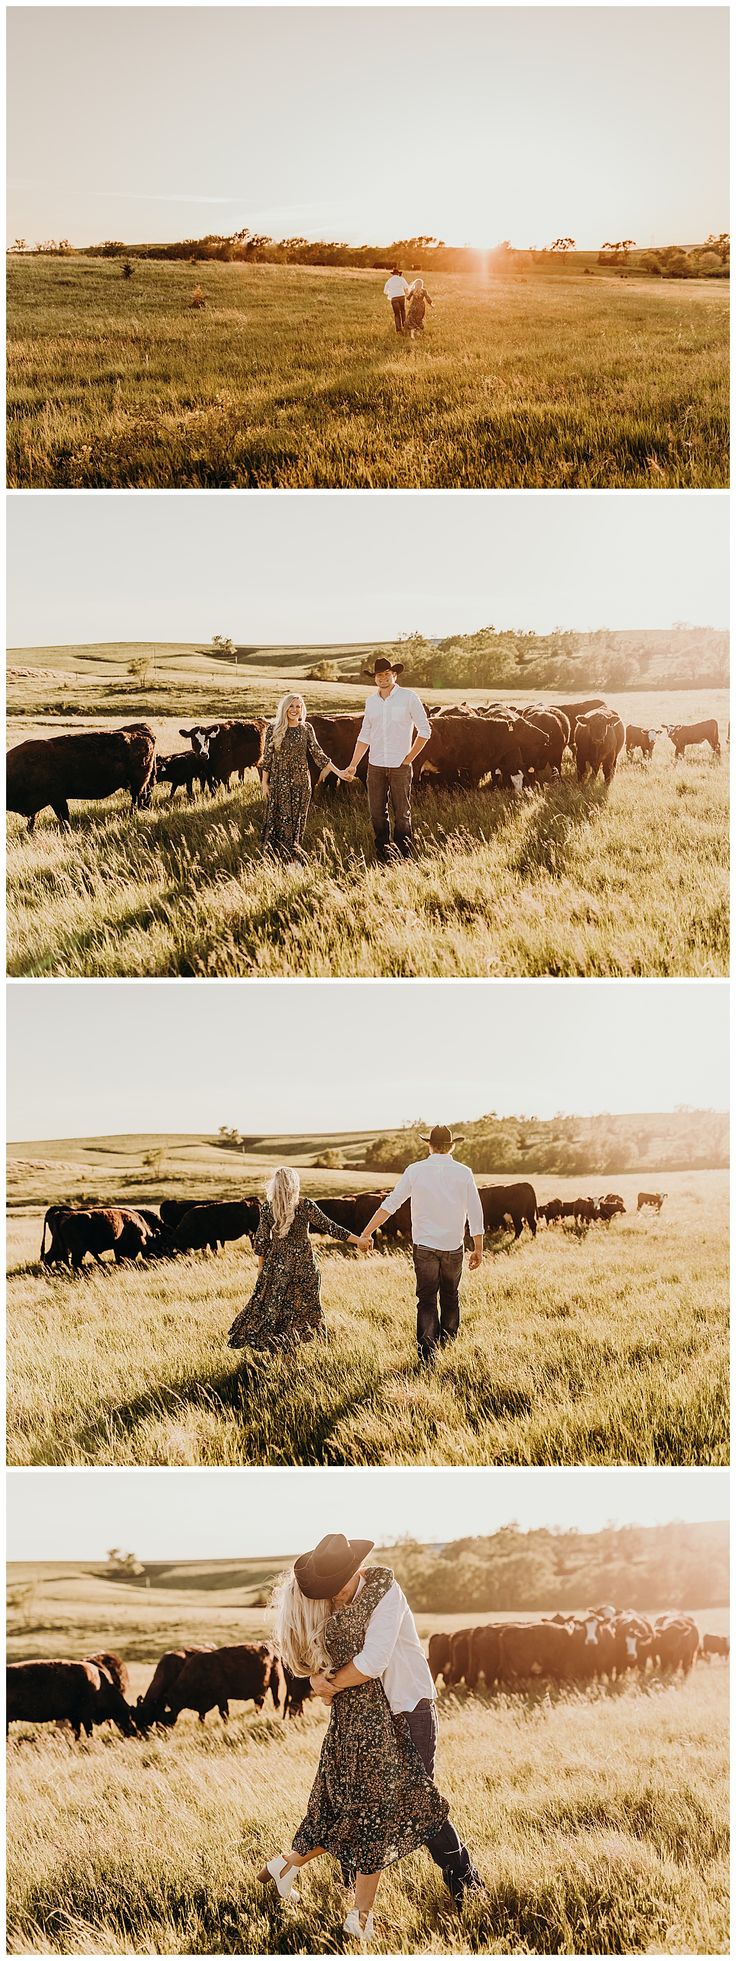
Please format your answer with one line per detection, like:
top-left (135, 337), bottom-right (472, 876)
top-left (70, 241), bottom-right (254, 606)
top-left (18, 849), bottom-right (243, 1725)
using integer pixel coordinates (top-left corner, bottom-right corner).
top-left (352, 1574), bottom-right (435, 1713)
top-left (383, 1153), bottom-right (484, 1252)
top-left (383, 275), bottom-right (409, 300)
top-left (358, 686), bottom-right (431, 769)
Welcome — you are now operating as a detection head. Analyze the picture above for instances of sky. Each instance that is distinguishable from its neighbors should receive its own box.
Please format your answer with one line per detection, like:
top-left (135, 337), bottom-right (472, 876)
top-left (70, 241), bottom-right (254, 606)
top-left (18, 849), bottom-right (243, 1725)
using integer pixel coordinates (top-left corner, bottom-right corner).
top-left (7, 1467), bottom-right (729, 1561)
top-left (7, 9), bottom-right (728, 249)
top-left (7, 493), bottom-right (730, 649)
top-left (7, 980), bottom-right (729, 1142)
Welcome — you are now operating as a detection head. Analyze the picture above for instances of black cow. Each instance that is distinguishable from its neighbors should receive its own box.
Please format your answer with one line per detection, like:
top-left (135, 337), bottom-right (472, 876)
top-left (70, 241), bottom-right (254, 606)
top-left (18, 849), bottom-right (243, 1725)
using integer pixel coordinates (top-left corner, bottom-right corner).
top-left (7, 728), bottom-right (157, 832)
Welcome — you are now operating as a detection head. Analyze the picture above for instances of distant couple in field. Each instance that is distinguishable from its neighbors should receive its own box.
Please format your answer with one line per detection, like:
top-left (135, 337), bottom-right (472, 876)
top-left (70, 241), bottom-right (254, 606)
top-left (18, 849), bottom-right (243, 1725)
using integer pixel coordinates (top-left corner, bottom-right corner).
top-left (260, 655), bottom-right (430, 864)
top-left (227, 1126), bottom-right (484, 1364)
top-left (383, 266), bottom-right (434, 337)
top-left (258, 1531), bottom-right (482, 1944)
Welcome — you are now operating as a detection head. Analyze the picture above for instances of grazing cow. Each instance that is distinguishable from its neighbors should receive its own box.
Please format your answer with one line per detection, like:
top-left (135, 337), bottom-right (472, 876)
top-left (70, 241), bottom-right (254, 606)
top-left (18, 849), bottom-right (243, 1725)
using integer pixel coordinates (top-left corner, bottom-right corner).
top-left (180, 721), bottom-right (266, 789)
top-left (701, 1633), bottom-right (729, 1661)
top-left (171, 1199), bottom-right (260, 1253)
top-left (50, 1207), bottom-right (152, 1268)
top-left (480, 1182), bottom-right (537, 1240)
top-left (637, 1192), bottom-right (666, 1213)
top-left (571, 1197), bottom-right (598, 1224)
top-left (522, 709), bottom-right (569, 777)
top-left (498, 1620), bottom-right (574, 1683)
top-left (626, 725), bottom-right (659, 761)
top-left (7, 727), bottom-right (157, 832)
top-left (7, 1659), bottom-right (136, 1739)
top-left (665, 720), bottom-right (720, 761)
top-left (427, 1632), bottom-right (452, 1684)
top-left (155, 752), bottom-right (210, 801)
top-left (468, 1624), bottom-right (502, 1691)
top-left (164, 1643), bottom-right (279, 1725)
top-left (282, 1668), bottom-right (314, 1718)
top-left (444, 1627), bottom-right (476, 1688)
top-left (539, 1198), bottom-right (564, 1226)
top-left (88, 1651), bottom-right (130, 1696)
top-left (573, 709), bottom-right (626, 784)
top-left (136, 1647), bottom-right (214, 1729)
top-left (597, 1194), bottom-right (626, 1222)
top-left (40, 1204), bottom-right (75, 1260)
top-left (652, 1615), bottom-right (700, 1675)
top-left (557, 700), bottom-right (607, 750)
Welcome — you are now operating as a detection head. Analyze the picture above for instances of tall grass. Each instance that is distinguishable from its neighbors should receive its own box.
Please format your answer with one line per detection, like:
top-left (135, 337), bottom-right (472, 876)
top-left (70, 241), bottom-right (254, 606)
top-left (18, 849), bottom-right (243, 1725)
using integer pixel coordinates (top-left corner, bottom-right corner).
top-left (6, 1670), bottom-right (729, 1954)
top-left (6, 754), bottom-right (728, 977)
top-left (6, 1173), bottom-right (728, 1466)
top-left (7, 259), bottom-right (729, 487)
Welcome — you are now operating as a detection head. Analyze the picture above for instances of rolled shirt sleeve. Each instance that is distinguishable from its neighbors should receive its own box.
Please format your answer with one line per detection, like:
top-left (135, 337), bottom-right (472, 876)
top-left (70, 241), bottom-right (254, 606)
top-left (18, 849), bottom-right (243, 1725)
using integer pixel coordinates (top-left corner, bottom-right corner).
top-left (358, 697), bottom-right (375, 746)
top-left (407, 691), bottom-right (432, 741)
top-left (381, 1167), bottom-right (414, 1218)
top-left (465, 1169), bottom-right (484, 1238)
top-left (352, 1583), bottom-right (404, 1677)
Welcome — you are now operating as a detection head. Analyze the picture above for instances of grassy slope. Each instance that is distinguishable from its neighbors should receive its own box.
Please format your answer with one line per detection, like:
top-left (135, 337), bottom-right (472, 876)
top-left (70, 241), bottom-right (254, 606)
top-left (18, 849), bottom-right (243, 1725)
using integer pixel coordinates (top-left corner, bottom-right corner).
top-left (6, 1169), bottom-right (728, 1468)
top-left (6, 1566), bottom-right (730, 1956)
top-left (6, 738), bottom-right (729, 980)
top-left (7, 258), bottom-right (729, 487)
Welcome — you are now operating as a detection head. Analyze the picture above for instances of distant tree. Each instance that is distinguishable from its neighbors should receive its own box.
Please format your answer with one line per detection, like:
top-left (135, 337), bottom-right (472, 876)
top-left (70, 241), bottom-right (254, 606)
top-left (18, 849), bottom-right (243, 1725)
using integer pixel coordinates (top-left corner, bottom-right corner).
top-left (315, 1148), bottom-right (346, 1170)
top-left (106, 1547), bottom-right (144, 1578)
top-left (308, 660), bottom-right (340, 682)
top-left (211, 634), bottom-right (235, 657)
top-left (11, 238), bottom-right (27, 254)
top-left (550, 237), bottom-right (575, 253)
top-left (128, 655), bottom-right (153, 687)
top-left (143, 1148), bottom-right (164, 1177)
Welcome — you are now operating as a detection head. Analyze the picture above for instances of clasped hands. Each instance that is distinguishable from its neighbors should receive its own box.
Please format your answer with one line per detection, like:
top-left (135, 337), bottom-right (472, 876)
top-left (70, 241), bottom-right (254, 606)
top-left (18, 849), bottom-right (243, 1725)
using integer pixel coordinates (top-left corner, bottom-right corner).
top-left (310, 1671), bottom-right (336, 1703)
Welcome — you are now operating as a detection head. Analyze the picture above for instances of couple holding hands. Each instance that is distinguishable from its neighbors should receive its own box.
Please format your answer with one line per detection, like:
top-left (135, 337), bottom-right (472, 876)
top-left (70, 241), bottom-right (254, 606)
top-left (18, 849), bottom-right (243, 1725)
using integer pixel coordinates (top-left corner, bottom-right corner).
top-left (260, 655), bottom-right (431, 863)
top-left (227, 1126), bottom-right (484, 1363)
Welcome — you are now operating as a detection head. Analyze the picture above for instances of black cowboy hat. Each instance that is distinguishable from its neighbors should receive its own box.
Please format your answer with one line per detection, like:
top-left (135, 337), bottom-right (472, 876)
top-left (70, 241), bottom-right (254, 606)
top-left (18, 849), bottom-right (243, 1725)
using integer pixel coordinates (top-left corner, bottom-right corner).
top-left (294, 1532), bottom-right (374, 1599)
top-left (420, 1125), bottom-right (464, 1151)
top-left (363, 655), bottom-right (404, 678)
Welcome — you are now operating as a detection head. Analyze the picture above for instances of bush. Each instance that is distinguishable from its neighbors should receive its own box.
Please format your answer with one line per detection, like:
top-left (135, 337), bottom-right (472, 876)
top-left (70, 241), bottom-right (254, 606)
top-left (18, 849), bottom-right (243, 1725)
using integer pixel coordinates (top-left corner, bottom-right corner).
top-left (308, 660), bottom-right (340, 682)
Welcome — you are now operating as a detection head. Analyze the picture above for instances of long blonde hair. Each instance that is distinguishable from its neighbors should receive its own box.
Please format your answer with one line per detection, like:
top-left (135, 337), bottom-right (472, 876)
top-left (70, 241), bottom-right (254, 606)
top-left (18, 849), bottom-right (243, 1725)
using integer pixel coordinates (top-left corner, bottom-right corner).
top-left (271, 1567), bottom-right (332, 1676)
top-left (272, 693), bottom-right (307, 752)
top-left (267, 1165), bottom-right (301, 1238)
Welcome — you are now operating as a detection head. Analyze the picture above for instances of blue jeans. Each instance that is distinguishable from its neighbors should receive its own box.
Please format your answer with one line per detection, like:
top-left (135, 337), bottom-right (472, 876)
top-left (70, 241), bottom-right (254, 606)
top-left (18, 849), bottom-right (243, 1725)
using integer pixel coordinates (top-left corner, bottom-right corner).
top-left (405, 1700), bottom-right (480, 1898)
top-left (413, 1243), bottom-right (464, 1360)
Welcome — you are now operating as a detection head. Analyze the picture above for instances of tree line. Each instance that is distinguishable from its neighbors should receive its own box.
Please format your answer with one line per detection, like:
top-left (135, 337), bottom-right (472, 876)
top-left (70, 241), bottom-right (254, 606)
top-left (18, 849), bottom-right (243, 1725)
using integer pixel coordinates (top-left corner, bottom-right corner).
top-left (9, 231), bottom-right (728, 280)
top-left (363, 1109), bottom-right (728, 1178)
top-left (389, 625), bottom-right (728, 695)
top-left (388, 1521), bottom-right (728, 1612)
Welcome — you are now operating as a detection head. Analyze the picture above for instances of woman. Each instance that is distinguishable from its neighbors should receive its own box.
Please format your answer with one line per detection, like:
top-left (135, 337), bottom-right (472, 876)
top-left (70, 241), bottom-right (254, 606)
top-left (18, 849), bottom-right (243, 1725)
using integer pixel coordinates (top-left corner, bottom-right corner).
top-left (227, 1167), bottom-right (361, 1351)
top-left (261, 693), bottom-right (347, 860)
top-left (405, 278), bottom-right (433, 338)
top-left (259, 1547), bottom-right (449, 1944)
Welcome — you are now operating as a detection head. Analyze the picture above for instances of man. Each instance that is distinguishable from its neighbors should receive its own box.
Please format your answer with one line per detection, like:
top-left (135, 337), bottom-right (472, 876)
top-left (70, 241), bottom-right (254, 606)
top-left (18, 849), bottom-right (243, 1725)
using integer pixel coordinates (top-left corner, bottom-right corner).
top-left (307, 1532), bottom-right (483, 1906)
top-left (383, 265), bottom-right (409, 333)
top-left (359, 1126), bottom-right (484, 1362)
top-left (344, 655), bottom-right (431, 862)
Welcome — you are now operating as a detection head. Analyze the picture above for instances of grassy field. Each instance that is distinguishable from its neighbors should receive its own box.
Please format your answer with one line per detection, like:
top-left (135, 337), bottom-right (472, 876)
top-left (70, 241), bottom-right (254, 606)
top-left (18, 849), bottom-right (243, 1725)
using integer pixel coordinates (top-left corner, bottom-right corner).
top-left (6, 258), bottom-right (729, 487)
top-left (6, 1566), bottom-right (730, 1955)
top-left (5, 655), bottom-right (729, 977)
top-left (6, 1158), bottom-right (728, 1468)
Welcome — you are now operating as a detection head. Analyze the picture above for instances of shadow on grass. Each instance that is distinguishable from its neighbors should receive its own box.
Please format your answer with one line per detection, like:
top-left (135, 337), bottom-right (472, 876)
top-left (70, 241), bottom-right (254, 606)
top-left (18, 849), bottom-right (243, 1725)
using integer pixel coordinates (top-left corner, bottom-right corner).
top-left (509, 779), bottom-right (608, 882)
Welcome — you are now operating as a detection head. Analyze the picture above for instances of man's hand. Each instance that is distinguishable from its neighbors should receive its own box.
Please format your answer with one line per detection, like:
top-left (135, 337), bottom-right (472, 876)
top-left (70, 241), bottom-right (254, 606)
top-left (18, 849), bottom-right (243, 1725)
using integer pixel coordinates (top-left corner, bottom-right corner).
top-left (468, 1248), bottom-right (483, 1271)
top-left (310, 1672), bottom-right (335, 1702)
top-left (358, 1231), bottom-right (373, 1250)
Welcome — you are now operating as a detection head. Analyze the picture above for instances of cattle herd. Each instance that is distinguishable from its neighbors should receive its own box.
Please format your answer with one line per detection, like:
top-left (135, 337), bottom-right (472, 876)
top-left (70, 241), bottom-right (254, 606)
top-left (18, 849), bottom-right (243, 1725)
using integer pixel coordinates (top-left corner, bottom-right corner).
top-left (7, 1611), bottom-right (728, 1743)
top-left (33, 1181), bottom-right (667, 1272)
top-left (6, 700), bottom-right (723, 829)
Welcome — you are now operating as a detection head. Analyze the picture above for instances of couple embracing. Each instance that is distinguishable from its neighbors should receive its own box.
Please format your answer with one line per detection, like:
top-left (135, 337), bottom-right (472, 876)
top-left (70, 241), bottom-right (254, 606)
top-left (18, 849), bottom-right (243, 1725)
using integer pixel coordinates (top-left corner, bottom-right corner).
top-left (228, 1126), bottom-right (483, 1363)
top-left (261, 656), bottom-right (430, 864)
top-left (259, 1531), bottom-right (483, 1943)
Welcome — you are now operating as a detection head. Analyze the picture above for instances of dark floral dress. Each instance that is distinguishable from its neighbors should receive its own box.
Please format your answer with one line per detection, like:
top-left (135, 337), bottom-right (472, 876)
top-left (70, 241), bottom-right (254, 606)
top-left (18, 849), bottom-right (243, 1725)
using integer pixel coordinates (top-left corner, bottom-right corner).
top-left (292, 1566), bottom-right (449, 1884)
top-left (262, 722), bottom-right (332, 859)
top-left (406, 289), bottom-right (432, 333)
top-left (227, 1198), bottom-right (352, 1351)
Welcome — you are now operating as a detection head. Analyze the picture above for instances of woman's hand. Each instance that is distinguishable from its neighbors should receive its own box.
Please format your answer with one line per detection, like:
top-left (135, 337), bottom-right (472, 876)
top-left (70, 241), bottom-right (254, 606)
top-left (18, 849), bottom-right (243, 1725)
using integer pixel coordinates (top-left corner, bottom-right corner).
top-left (310, 1672), bottom-right (335, 1703)
top-left (348, 1233), bottom-right (365, 1249)
top-left (261, 775), bottom-right (269, 800)
top-left (316, 764), bottom-right (331, 786)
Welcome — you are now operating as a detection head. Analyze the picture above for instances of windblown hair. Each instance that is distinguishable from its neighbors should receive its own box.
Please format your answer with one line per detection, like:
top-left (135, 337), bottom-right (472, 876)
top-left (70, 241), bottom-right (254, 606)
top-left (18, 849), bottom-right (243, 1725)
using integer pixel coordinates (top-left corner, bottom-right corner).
top-left (271, 1568), bottom-right (332, 1677)
top-left (266, 1165), bottom-right (301, 1238)
top-left (272, 693), bottom-right (307, 753)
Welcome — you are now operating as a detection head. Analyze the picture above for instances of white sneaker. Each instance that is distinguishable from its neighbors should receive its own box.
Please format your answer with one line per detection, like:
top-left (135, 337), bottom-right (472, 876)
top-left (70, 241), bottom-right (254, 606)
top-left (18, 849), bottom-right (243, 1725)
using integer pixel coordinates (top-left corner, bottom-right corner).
top-left (260, 1854), bottom-right (300, 1899)
top-left (343, 1908), bottom-right (374, 1943)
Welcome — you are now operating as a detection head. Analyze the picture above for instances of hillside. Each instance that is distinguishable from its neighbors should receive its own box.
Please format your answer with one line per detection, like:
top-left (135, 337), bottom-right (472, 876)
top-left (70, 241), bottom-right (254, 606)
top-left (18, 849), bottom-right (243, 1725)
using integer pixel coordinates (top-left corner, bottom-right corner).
top-left (6, 1112), bottom-right (728, 1220)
